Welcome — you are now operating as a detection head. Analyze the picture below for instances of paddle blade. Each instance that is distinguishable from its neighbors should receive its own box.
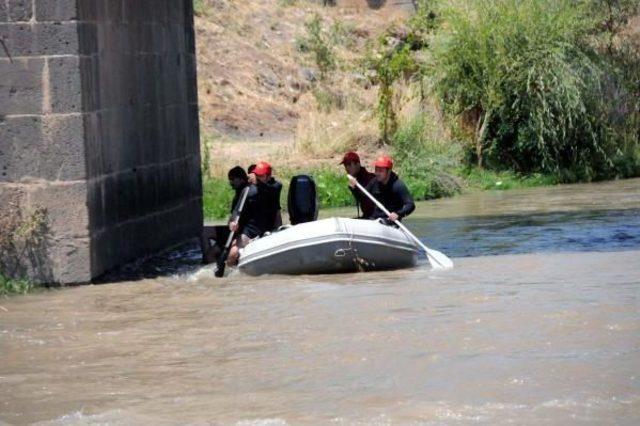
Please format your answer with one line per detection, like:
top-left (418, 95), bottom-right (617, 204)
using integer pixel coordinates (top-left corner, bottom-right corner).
top-left (214, 262), bottom-right (225, 278)
top-left (214, 248), bottom-right (229, 277)
top-left (425, 248), bottom-right (454, 270)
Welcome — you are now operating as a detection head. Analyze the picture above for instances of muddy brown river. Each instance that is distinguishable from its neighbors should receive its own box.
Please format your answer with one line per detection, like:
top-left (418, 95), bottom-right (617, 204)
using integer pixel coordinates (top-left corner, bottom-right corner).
top-left (1, 179), bottom-right (640, 425)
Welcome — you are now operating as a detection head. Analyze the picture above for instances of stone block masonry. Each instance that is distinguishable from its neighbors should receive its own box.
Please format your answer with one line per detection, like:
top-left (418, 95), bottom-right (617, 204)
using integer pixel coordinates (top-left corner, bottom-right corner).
top-left (0, 0), bottom-right (202, 283)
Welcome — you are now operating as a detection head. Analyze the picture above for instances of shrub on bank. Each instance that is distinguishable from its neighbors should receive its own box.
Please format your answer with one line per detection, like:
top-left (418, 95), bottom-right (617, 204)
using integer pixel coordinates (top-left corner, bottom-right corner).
top-left (430, 0), bottom-right (640, 181)
top-left (0, 204), bottom-right (49, 290)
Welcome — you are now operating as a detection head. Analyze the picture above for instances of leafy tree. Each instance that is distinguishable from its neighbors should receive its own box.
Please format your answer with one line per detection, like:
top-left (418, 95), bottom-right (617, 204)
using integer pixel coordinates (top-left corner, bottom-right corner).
top-left (431, 0), bottom-right (639, 179)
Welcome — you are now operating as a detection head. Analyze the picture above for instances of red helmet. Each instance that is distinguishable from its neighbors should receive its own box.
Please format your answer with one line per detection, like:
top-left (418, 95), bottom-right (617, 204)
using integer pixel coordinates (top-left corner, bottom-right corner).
top-left (253, 161), bottom-right (272, 176)
top-left (374, 155), bottom-right (393, 169)
top-left (339, 151), bottom-right (360, 165)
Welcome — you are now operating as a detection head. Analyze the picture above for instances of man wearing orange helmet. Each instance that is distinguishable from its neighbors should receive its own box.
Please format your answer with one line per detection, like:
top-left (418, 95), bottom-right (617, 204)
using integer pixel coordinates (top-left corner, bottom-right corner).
top-left (349, 154), bottom-right (415, 223)
top-left (340, 151), bottom-right (375, 218)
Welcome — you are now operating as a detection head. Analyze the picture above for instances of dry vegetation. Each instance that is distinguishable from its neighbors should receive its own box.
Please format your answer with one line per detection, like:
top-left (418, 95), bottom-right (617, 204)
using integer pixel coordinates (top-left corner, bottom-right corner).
top-left (194, 0), bottom-right (412, 172)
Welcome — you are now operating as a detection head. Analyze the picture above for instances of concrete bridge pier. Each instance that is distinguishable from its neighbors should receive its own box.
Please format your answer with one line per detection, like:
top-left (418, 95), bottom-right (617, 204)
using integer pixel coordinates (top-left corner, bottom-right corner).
top-left (0, 0), bottom-right (202, 283)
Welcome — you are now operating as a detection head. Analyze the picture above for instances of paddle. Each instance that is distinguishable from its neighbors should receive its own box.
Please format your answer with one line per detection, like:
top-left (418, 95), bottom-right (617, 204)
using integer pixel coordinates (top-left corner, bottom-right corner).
top-left (215, 186), bottom-right (250, 277)
top-left (347, 175), bottom-right (454, 270)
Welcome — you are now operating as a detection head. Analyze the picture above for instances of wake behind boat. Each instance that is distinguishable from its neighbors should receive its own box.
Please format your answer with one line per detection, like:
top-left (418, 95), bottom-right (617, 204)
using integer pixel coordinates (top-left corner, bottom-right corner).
top-left (237, 217), bottom-right (419, 276)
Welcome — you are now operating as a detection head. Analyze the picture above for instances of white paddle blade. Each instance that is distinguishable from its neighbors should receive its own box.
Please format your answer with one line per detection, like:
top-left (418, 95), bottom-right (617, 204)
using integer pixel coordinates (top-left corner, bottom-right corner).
top-left (426, 248), bottom-right (454, 270)
top-left (350, 175), bottom-right (454, 271)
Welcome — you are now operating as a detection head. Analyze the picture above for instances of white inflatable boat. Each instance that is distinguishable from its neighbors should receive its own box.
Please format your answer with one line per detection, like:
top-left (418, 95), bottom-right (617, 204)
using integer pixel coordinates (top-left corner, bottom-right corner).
top-left (237, 217), bottom-right (419, 276)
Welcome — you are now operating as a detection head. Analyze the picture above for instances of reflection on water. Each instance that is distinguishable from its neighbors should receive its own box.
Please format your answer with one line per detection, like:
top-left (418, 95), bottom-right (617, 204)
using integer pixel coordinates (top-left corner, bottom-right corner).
top-left (1, 179), bottom-right (639, 425)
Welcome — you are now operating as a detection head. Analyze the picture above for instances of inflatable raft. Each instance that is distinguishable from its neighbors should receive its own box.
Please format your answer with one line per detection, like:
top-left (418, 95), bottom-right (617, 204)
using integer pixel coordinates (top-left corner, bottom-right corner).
top-left (237, 217), bottom-right (419, 276)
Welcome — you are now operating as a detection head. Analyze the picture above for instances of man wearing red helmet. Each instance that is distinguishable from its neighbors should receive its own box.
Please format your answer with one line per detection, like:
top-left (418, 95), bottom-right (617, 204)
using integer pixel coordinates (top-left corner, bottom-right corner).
top-left (349, 154), bottom-right (415, 223)
top-left (340, 151), bottom-right (375, 218)
top-left (249, 161), bottom-right (283, 231)
top-left (226, 161), bottom-right (283, 266)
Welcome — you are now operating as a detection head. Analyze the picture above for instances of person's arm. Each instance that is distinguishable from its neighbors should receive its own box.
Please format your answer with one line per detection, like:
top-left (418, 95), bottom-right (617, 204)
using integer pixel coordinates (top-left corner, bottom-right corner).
top-left (274, 210), bottom-right (283, 228)
top-left (229, 193), bottom-right (240, 230)
top-left (394, 180), bottom-right (415, 219)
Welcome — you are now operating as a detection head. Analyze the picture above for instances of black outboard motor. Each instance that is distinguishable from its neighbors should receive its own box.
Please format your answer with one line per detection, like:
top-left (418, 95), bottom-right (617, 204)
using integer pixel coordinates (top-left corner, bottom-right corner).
top-left (288, 175), bottom-right (318, 225)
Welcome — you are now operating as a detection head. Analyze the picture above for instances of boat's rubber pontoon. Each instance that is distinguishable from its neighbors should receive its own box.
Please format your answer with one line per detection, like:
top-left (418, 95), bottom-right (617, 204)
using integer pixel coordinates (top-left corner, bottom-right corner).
top-left (237, 217), bottom-right (418, 276)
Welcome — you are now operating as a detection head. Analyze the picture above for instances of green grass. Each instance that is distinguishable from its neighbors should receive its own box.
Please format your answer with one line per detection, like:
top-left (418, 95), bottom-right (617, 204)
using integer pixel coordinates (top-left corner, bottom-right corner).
top-left (307, 168), bottom-right (353, 208)
top-left (0, 273), bottom-right (34, 296)
top-left (202, 177), bottom-right (234, 220)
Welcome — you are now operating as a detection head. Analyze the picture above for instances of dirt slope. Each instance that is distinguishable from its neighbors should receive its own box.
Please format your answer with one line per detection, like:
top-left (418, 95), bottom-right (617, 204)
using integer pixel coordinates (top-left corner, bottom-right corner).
top-left (194, 0), bottom-right (409, 139)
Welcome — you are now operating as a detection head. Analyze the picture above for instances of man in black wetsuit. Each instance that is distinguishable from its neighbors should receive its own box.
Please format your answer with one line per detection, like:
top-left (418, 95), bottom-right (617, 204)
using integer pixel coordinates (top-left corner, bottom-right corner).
top-left (226, 166), bottom-right (265, 266)
top-left (249, 161), bottom-right (283, 232)
top-left (349, 155), bottom-right (415, 223)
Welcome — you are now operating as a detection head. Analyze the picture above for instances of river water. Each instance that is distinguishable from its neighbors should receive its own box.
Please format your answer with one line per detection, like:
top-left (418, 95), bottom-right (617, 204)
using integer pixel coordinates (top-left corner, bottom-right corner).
top-left (1, 179), bottom-right (639, 425)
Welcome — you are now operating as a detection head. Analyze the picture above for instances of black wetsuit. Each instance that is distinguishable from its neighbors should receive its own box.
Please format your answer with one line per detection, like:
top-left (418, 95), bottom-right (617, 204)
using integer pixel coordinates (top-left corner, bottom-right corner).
top-left (257, 177), bottom-right (283, 232)
top-left (348, 166), bottom-right (376, 218)
top-left (365, 172), bottom-right (415, 221)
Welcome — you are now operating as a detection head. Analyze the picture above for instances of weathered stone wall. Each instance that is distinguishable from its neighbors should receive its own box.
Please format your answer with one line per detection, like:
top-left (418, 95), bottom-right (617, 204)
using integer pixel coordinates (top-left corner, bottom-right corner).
top-left (79, 1), bottom-right (202, 278)
top-left (0, 0), bottom-right (202, 283)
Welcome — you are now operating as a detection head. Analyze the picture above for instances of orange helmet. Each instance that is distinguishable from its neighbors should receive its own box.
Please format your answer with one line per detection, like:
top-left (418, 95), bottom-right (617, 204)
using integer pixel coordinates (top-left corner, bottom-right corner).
top-left (374, 155), bottom-right (393, 169)
top-left (253, 161), bottom-right (272, 176)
